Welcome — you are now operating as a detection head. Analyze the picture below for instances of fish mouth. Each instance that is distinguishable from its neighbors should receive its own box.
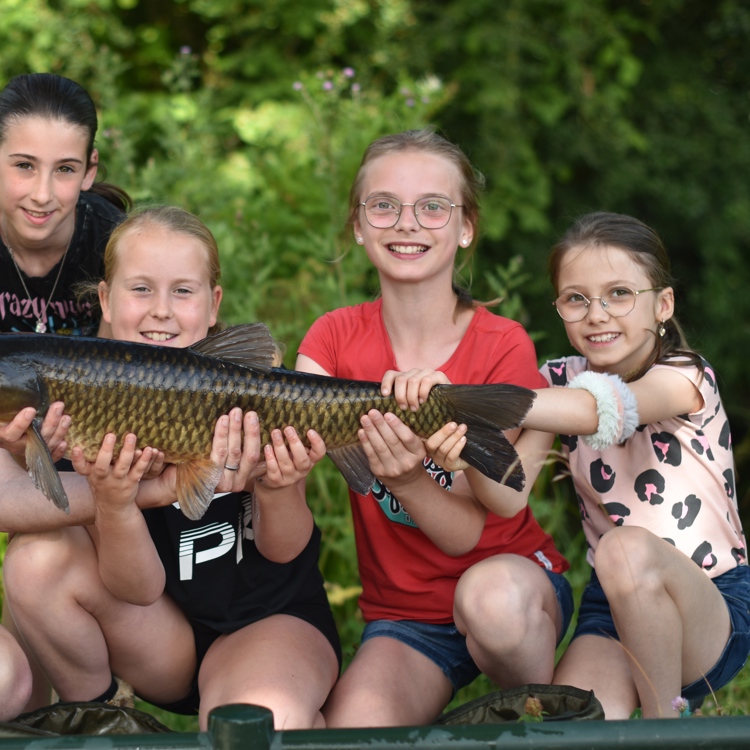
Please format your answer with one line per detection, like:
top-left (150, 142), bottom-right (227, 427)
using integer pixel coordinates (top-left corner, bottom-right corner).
top-left (141, 331), bottom-right (179, 343)
top-left (388, 243), bottom-right (428, 255)
top-left (587, 332), bottom-right (620, 343)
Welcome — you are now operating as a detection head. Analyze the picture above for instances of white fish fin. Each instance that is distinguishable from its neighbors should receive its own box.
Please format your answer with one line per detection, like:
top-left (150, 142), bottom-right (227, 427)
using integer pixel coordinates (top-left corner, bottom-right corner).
top-left (189, 323), bottom-right (277, 372)
top-left (24, 419), bottom-right (69, 514)
top-left (327, 444), bottom-right (376, 495)
top-left (175, 459), bottom-right (223, 520)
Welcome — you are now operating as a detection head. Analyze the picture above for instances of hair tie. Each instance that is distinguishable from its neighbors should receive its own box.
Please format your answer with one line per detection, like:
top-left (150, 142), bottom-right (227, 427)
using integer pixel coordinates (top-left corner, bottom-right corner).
top-left (568, 371), bottom-right (639, 450)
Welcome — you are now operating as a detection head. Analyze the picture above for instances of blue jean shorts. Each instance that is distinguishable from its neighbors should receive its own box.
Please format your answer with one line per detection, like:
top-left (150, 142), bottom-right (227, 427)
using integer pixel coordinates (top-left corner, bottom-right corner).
top-left (362, 568), bottom-right (573, 693)
top-left (572, 564), bottom-right (750, 701)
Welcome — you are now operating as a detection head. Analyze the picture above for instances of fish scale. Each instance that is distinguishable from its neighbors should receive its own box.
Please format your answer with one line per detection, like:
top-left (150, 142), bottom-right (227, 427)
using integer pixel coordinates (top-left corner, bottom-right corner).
top-left (0, 323), bottom-right (536, 519)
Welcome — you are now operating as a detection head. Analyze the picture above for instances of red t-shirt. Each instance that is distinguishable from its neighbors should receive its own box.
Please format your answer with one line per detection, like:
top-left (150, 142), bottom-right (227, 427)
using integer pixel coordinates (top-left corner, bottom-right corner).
top-left (299, 300), bottom-right (567, 622)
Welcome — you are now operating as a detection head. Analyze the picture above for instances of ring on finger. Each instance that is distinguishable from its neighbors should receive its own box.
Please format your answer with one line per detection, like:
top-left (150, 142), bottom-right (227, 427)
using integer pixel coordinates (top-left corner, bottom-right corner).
top-left (224, 464), bottom-right (240, 471)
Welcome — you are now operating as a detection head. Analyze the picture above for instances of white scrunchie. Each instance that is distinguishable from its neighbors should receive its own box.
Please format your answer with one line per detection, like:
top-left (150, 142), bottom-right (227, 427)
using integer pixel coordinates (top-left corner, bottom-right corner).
top-left (568, 371), bottom-right (640, 450)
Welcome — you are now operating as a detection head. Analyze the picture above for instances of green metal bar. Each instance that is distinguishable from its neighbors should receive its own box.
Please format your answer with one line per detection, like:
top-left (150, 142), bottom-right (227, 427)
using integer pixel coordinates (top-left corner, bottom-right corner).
top-left (1, 705), bottom-right (750, 750)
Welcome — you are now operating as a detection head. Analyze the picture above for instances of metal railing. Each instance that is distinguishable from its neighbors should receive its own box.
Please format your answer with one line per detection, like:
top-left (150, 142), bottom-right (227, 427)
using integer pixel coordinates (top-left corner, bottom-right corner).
top-left (2, 704), bottom-right (750, 750)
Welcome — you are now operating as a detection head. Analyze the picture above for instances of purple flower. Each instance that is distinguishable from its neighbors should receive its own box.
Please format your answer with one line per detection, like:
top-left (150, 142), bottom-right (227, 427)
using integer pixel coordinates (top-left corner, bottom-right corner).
top-left (323, 80), bottom-right (334, 91)
top-left (343, 67), bottom-right (355, 78)
top-left (351, 83), bottom-right (361, 93)
top-left (671, 696), bottom-right (690, 716)
top-left (292, 81), bottom-right (303, 91)
top-left (180, 46), bottom-right (192, 56)
top-left (406, 98), bottom-right (415, 107)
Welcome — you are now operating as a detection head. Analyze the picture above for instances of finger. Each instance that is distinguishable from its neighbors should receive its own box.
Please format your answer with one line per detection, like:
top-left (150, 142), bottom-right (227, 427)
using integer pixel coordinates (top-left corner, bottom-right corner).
top-left (224, 407), bottom-right (243, 472)
top-left (131, 445), bottom-right (156, 481)
top-left (380, 370), bottom-right (400, 397)
top-left (424, 422), bottom-right (462, 454)
top-left (305, 429), bottom-right (327, 463)
top-left (111, 433), bottom-right (138, 478)
top-left (0, 407), bottom-right (36, 443)
top-left (93, 433), bottom-right (118, 476)
top-left (70, 445), bottom-right (90, 476)
top-left (283, 427), bottom-right (313, 473)
top-left (210, 414), bottom-right (230, 467)
top-left (382, 412), bottom-right (423, 451)
top-left (142, 450), bottom-right (166, 480)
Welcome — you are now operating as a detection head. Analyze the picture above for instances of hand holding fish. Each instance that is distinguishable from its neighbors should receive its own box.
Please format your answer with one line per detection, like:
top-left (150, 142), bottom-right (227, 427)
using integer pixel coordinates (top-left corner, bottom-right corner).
top-left (0, 403), bottom-right (70, 461)
top-left (380, 369), bottom-right (452, 412)
top-left (72, 433), bottom-right (159, 515)
top-left (424, 421), bottom-right (470, 473)
top-left (211, 408), bottom-right (266, 494)
top-left (357, 410), bottom-right (430, 484)
top-left (258, 426), bottom-right (327, 491)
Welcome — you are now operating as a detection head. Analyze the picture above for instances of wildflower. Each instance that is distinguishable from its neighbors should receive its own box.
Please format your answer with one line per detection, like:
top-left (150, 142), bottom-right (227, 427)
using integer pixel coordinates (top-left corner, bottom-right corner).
top-left (405, 98), bottom-right (415, 108)
top-left (323, 81), bottom-right (334, 91)
top-left (292, 81), bottom-right (303, 91)
top-left (671, 696), bottom-right (691, 717)
top-left (351, 83), bottom-right (361, 93)
top-left (518, 695), bottom-right (546, 723)
top-left (180, 46), bottom-right (191, 56)
top-left (343, 67), bottom-right (355, 78)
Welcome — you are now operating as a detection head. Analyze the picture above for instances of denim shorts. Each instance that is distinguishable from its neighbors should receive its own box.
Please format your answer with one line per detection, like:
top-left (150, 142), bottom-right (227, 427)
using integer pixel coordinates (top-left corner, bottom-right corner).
top-left (362, 569), bottom-right (573, 694)
top-left (572, 564), bottom-right (750, 701)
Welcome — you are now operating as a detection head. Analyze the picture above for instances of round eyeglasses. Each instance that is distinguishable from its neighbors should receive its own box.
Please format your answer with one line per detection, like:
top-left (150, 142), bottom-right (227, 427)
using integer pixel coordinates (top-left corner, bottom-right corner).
top-left (553, 286), bottom-right (662, 322)
top-left (360, 196), bottom-right (463, 229)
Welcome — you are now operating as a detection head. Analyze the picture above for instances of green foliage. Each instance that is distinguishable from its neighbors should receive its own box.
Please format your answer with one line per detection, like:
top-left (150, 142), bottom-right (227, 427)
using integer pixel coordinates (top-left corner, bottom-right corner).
top-left (1, 0), bottom-right (749, 729)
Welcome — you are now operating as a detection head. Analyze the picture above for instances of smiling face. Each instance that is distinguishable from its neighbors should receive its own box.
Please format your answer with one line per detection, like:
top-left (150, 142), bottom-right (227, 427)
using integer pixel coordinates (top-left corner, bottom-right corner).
top-left (99, 223), bottom-right (222, 348)
top-left (0, 116), bottom-right (97, 255)
top-left (556, 244), bottom-right (674, 377)
top-left (353, 150), bottom-right (474, 287)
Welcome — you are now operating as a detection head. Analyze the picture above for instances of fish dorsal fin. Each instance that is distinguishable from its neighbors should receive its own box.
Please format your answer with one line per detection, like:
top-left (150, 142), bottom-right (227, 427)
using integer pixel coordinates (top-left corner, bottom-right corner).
top-left (175, 459), bottom-right (224, 520)
top-left (25, 418), bottom-right (70, 514)
top-left (189, 323), bottom-right (277, 372)
top-left (327, 444), bottom-right (376, 496)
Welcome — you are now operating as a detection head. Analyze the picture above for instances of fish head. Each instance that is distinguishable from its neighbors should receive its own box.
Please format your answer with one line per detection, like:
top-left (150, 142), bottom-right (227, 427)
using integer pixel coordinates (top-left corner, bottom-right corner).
top-left (0, 359), bottom-right (45, 421)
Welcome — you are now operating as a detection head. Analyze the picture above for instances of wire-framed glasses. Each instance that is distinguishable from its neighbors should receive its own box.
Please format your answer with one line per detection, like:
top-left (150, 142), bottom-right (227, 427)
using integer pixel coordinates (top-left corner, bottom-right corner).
top-left (360, 195), bottom-right (463, 229)
top-left (553, 286), bottom-right (662, 322)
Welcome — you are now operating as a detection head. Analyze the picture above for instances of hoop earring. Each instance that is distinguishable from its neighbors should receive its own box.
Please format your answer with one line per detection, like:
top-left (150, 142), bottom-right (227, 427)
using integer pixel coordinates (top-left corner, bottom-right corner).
top-left (658, 320), bottom-right (666, 338)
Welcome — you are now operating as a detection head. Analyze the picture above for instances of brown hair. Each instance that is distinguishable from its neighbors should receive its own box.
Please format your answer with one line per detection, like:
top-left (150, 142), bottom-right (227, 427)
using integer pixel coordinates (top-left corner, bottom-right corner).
top-left (0, 73), bottom-right (132, 211)
top-left (349, 127), bottom-right (485, 311)
top-left (549, 211), bottom-right (701, 381)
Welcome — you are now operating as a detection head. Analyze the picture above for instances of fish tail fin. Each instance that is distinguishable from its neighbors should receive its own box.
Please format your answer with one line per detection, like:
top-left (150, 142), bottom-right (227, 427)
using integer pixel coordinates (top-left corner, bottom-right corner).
top-left (175, 459), bottom-right (223, 520)
top-left (25, 420), bottom-right (69, 514)
top-left (440, 384), bottom-right (536, 491)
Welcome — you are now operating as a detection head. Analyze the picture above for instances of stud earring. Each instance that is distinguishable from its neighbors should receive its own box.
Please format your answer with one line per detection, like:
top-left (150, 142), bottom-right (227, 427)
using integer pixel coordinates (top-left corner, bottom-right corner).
top-left (461, 239), bottom-right (468, 246)
top-left (356, 237), bottom-right (363, 244)
top-left (658, 320), bottom-right (666, 338)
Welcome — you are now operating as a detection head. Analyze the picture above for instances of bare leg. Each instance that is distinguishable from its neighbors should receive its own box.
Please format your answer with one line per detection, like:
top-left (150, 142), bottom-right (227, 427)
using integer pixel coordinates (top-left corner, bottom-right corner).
top-left (0, 624), bottom-right (32, 720)
top-left (4, 527), bottom-right (197, 706)
top-left (1, 598), bottom-right (50, 711)
top-left (554, 635), bottom-right (639, 719)
top-left (198, 614), bottom-right (338, 731)
top-left (554, 526), bottom-right (732, 719)
top-left (454, 554), bottom-right (564, 688)
top-left (323, 636), bottom-right (453, 727)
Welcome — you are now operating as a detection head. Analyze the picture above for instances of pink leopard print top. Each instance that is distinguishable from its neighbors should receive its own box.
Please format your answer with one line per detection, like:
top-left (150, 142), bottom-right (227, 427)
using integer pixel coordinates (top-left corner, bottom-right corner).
top-left (540, 356), bottom-right (746, 578)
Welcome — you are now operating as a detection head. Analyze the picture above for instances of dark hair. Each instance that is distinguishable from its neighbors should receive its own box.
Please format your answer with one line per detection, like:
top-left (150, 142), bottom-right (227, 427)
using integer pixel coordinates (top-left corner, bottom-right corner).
top-left (0, 73), bottom-right (131, 211)
top-left (549, 211), bottom-right (702, 380)
top-left (349, 127), bottom-right (485, 311)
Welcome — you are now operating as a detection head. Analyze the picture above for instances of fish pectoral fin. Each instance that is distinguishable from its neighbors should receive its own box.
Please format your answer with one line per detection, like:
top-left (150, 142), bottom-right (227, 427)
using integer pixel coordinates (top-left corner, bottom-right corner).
top-left (175, 459), bottom-right (224, 521)
top-left (25, 419), bottom-right (69, 514)
top-left (327, 444), bottom-right (376, 495)
top-left (189, 323), bottom-right (277, 372)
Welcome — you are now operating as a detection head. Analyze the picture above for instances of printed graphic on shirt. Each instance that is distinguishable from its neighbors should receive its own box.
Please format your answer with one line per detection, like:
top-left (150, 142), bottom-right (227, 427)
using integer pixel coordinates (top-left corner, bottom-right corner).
top-left (0, 293), bottom-right (95, 336)
top-left (372, 457), bottom-right (453, 527)
top-left (178, 492), bottom-right (253, 579)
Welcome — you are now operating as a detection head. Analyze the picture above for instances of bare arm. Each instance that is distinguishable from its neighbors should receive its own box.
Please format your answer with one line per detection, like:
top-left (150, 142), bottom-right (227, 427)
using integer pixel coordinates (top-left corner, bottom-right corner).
top-left (74, 433), bottom-right (165, 606)
top-left (251, 427), bottom-right (326, 564)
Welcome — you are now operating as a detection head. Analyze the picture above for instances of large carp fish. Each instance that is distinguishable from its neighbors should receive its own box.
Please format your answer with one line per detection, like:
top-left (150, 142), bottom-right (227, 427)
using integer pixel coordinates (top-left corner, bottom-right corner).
top-left (0, 323), bottom-right (536, 520)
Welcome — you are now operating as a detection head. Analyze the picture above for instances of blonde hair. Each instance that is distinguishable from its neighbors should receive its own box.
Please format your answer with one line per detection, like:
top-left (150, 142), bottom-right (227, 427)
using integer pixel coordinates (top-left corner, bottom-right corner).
top-left (349, 128), bottom-right (485, 312)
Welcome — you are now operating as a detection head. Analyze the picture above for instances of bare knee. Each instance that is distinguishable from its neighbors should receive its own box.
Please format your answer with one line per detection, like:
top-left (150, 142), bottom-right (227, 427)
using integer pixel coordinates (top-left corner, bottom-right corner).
top-left (456, 557), bottom-right (547, 647)
top-left (595, 526), bottom-right (666, 598)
